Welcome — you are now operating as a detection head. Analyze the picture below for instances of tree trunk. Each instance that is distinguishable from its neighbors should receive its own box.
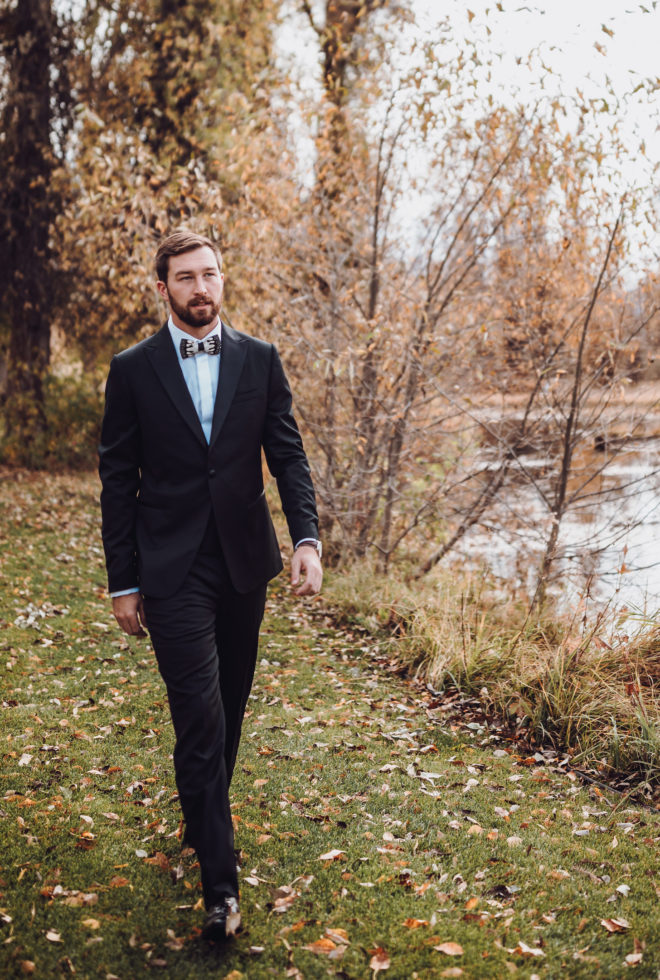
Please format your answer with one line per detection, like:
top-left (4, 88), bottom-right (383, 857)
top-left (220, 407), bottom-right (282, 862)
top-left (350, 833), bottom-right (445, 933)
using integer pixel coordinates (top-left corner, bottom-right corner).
top-left (0, 0), bottom-right (55, 450)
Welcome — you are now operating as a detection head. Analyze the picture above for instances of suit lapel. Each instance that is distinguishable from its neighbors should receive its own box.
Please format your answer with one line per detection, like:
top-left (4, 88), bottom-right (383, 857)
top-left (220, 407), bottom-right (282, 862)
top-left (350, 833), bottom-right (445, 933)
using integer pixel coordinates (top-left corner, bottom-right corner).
top-left (142, 323), bottom-right (207, 447)
top-left (209, 322), bottom-right (247, 449)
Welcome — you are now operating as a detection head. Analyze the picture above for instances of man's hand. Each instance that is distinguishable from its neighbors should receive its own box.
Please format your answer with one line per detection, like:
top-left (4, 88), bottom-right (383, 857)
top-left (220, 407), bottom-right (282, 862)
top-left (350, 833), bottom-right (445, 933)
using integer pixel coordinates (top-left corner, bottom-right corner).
top-left (291, 546), bottom-right (323, 596)
top-left (112, 592), bottom-right (148, 637)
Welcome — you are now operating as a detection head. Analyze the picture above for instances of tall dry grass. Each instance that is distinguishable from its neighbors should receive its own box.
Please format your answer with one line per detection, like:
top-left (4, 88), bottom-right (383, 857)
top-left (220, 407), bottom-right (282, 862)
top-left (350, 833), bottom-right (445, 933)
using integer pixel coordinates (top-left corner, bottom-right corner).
top-left (325, 563), bottom-right (660, 789)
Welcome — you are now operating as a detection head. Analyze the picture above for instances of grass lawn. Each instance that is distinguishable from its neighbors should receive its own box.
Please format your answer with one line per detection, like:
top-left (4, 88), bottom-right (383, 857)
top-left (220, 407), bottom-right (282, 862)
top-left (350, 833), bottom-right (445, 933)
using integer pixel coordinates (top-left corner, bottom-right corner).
top-left (1, 470), bottom-right (659, 979)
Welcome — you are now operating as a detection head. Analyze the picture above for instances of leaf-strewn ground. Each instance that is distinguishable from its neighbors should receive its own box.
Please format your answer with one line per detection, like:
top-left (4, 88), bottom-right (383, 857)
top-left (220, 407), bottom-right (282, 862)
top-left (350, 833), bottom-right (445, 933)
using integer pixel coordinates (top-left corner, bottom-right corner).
top-left (1, 471), bottom-right (659, 979)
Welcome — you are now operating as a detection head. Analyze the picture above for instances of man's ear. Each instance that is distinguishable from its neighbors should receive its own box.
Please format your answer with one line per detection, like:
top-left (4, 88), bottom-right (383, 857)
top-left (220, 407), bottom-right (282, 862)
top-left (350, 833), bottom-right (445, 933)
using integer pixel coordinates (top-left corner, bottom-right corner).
top-left (156, 280), bottom-right (168, 302)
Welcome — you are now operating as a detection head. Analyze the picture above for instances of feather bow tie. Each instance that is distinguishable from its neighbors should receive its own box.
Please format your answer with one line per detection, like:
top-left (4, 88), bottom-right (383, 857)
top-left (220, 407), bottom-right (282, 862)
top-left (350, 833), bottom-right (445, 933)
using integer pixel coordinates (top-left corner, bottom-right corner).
top-left (180, 335), bottom-right (221, 359)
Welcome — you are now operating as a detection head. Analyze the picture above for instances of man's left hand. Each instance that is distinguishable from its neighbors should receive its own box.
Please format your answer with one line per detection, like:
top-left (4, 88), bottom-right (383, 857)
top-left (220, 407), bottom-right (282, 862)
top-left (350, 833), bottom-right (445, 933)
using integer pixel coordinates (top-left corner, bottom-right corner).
top-left (291, 546), bottom-right (323, 596)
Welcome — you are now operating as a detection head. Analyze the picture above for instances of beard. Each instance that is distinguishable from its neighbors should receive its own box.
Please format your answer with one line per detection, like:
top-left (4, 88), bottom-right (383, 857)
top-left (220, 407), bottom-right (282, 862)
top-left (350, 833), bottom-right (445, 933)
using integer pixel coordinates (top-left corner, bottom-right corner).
top-left (167, 290), bottom-right (221, 329)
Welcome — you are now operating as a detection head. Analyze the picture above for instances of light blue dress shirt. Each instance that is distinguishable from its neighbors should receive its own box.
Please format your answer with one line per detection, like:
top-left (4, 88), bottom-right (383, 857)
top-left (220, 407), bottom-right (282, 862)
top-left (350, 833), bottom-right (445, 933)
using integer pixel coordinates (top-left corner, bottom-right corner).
top-left (167, 316), bottom-right (221, 444)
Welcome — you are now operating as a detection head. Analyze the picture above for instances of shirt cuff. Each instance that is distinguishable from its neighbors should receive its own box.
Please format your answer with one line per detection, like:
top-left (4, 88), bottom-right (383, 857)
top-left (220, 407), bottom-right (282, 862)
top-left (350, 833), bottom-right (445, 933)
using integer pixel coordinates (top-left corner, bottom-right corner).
top-left (294, 538), bottom-right (317, 549)
top-left (110, 587), bottom-right (140, 598)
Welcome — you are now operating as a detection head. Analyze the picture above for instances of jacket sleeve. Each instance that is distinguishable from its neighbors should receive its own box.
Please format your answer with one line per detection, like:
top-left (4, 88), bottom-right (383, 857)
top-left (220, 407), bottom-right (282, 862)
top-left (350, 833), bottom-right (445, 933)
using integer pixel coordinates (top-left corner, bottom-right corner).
top-left (262, 346), bottom-right (319, 545)
top-left (98, 355), bottom-right (141, 592)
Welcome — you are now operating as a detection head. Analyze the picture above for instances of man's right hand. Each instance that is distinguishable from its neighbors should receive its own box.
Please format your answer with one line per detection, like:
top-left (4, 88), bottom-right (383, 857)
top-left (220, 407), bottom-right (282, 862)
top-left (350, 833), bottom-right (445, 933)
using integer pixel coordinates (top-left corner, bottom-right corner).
top-left (112, 592), bottom-right (148, 637)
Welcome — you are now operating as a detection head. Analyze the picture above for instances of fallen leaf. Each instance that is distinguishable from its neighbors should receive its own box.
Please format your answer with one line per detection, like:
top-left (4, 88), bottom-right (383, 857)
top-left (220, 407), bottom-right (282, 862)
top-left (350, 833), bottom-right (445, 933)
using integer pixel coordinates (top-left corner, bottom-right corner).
top-left (434, 942), bottom-right (464, 956)
top-left (305, 937), bottom-right (337, 955)
top-left (145, 852), bottom-right (171, 872)
top-left (514, 941), bottom-right (545, 957)
top-left (601, 917), bottom-right (630, 933)
top-left (273, 886), bottom-right (299, 913)
top-left (318, 849), bottom-right (345, 862)
top-left (45, 929), bottom-right (62, 942)
top-left (403, 918), bottom-right (429, 929)
top-left (82, 918), bottom-right (100, 929)
top-left (624, 952), bottom-right (643, 965)
top-left (369, 947), bottom-right (390, 972)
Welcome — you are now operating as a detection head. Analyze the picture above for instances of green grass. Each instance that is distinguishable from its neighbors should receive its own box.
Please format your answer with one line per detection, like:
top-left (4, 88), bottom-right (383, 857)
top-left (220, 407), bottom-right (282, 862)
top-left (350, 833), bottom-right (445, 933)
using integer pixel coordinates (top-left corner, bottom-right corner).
top-left (1, 470), bottom-right (659, 978)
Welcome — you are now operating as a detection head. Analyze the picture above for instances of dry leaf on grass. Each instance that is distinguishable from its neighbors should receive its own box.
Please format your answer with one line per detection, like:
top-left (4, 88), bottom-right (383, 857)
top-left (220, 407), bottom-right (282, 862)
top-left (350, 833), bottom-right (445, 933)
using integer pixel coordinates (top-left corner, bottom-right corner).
top-left (369, 947), bottom-right (391, 972)
top-left (514, 941), bottom-right (545, 957)
top-left (318, 849), bottom-right (345, 862)
top-left (304, 936), bottom-right (345, 960)
top-left (434, 942), bottom-right (464, 956)
top-left (601, 917), bottom-right (630, 933)
top-left (108, 876), bottom-right (130, 888)
top-left (145, 852), bottom-right (170, 872)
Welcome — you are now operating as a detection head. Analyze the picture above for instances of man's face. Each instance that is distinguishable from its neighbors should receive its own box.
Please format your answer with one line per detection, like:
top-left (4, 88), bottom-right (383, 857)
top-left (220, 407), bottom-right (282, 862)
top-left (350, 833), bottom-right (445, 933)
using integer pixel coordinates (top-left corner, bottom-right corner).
top-left (157, 246), bottom-right (224, 334)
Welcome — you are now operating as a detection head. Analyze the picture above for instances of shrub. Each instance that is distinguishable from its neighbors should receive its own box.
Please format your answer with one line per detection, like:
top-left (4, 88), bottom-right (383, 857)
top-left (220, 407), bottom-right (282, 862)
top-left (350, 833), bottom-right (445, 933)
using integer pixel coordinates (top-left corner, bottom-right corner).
top-left (0, 373), bottom-right (102, 469)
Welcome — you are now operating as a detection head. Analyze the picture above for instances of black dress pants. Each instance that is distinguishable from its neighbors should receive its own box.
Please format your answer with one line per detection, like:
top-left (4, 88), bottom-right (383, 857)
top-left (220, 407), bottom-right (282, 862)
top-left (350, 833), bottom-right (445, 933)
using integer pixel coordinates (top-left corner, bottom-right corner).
top-left (143, 520), bottom-right (267, 907)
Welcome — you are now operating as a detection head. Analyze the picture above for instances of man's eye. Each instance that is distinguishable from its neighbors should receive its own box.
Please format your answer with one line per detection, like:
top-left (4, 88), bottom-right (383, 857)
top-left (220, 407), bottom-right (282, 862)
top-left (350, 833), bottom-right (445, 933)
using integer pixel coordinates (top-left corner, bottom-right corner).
top-left (204, 272), bottom-right (217, 278)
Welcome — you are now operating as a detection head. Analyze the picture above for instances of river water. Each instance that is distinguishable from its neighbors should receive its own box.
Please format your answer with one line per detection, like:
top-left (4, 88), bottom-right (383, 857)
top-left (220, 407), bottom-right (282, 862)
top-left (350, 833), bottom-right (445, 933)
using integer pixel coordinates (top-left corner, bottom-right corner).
top-left (456, 438), bottom-right (660, 620)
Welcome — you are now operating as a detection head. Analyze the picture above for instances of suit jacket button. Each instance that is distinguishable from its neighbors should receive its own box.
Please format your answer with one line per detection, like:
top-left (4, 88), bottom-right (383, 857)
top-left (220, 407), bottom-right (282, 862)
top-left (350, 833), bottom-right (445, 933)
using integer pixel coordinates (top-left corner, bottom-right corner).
top-left (208, 468), bottom-right (216, 478)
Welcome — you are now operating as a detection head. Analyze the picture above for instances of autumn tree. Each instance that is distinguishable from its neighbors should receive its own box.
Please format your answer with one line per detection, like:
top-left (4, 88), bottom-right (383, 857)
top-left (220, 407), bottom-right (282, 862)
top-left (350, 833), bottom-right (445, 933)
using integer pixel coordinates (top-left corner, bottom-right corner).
top-left (55, 0), bottom-right (279, 365)
top-left (252, 23), bottom-right (551, 564)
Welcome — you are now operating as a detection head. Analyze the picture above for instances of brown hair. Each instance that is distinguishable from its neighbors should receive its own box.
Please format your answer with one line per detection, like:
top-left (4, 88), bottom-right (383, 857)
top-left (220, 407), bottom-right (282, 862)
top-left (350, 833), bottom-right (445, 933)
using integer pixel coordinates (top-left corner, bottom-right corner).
top-left (155, 230), bottom-right (223, 283)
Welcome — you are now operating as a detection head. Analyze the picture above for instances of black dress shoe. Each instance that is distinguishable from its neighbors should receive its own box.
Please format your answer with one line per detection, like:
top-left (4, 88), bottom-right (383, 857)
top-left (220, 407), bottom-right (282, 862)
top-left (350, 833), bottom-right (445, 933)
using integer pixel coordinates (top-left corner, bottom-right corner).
top-left (201, 896), bottom-right (241, 941)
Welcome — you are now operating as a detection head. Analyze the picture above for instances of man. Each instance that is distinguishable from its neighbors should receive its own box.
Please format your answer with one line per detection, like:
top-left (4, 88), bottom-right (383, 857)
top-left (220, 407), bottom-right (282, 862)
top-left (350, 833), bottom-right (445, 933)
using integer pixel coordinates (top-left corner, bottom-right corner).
top-left (98, 230), bottom-right (322, 941)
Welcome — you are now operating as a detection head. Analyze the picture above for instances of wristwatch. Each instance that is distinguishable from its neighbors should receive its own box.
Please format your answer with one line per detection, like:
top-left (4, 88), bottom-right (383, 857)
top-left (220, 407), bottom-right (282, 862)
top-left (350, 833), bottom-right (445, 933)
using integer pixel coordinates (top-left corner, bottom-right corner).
top-left (295, 539), bottom-right (322, 559)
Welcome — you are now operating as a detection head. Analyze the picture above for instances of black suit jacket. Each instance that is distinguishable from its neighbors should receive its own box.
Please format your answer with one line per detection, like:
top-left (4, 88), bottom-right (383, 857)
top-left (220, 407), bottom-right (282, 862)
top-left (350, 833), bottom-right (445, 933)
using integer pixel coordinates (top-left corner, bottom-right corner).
top-left (99, 322), bottom-right (319, 597)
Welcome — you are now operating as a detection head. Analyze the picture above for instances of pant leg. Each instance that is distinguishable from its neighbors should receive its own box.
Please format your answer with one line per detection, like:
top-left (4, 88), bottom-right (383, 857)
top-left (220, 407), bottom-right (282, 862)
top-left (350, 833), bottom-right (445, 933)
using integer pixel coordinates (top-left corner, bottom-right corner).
top-left (215, 582), bottom-right (267, 785)
top-left (144, 551), bottom-right (241, 907)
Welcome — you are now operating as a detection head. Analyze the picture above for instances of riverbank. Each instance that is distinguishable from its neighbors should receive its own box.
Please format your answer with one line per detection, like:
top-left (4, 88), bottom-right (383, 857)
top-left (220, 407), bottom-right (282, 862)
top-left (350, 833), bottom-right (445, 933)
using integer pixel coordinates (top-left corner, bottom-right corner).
top-left (328, 564), bottom-right (660, 801)
top-left (1, 471), bottom-right (659, 978)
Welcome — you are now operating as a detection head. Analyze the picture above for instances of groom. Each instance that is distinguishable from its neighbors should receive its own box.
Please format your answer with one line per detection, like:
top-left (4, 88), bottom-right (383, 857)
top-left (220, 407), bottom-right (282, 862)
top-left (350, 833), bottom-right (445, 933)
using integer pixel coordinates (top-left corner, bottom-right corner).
top-left (98, 230), bottom-right (322, 940)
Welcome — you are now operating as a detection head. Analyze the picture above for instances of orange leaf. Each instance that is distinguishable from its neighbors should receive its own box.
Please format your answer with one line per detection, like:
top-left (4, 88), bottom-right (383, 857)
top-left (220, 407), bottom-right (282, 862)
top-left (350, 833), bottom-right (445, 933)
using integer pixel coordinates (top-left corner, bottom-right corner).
top-left (403, 918), bottom-right (429, 929)
top-left (305, 937), bottom-right (337, 955)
